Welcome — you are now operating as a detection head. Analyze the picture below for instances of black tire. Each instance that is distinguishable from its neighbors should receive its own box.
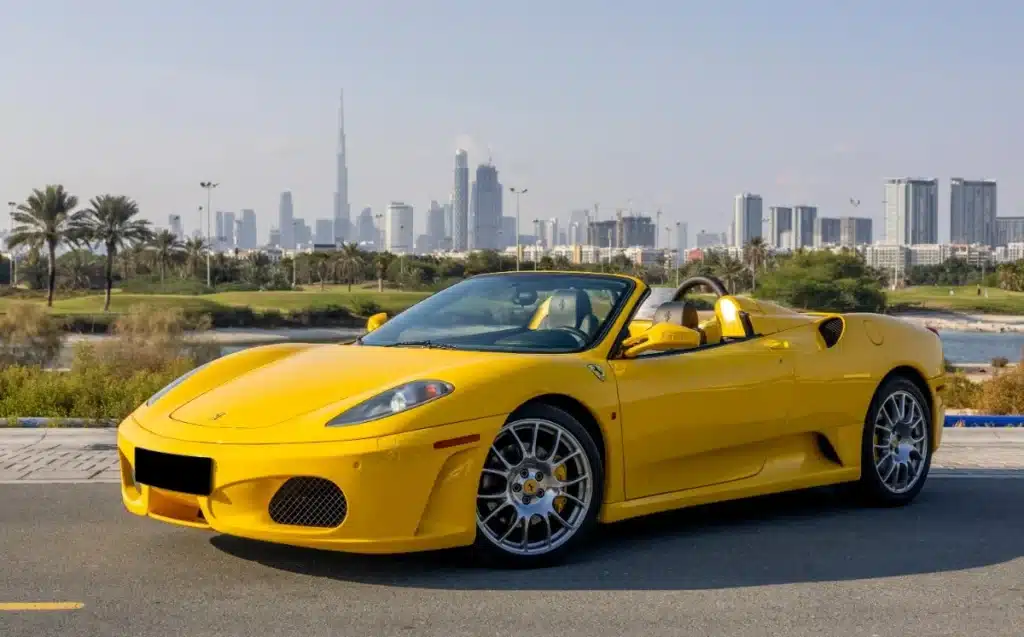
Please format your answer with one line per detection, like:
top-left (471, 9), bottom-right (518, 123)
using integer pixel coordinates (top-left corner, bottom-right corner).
top-left (471, 403), bottom-right (605, 569)
top-left (855, 375), bottom-right (933, 507)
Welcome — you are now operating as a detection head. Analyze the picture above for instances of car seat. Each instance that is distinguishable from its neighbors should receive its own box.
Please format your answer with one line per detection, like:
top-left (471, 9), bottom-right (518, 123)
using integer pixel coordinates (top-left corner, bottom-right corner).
top-left (539, 289), bottom-right (601, 337)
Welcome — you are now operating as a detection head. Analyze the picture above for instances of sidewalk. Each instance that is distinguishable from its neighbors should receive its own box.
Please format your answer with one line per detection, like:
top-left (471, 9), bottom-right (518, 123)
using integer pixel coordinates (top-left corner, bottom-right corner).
top-left (0, 427), bottom-right (1022, 484)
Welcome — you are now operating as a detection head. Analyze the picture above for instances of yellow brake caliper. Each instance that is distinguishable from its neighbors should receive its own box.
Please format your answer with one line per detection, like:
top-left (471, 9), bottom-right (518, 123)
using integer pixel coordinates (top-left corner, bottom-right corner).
top-left (553, 464), bottom-right (568, 513)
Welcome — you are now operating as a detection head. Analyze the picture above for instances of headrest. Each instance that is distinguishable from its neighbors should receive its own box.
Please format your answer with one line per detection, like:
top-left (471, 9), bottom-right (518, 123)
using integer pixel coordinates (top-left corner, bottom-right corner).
top-left (546, 289), bottom-right (592, 328)
top-left (653, 301), bottom-right (700, 329)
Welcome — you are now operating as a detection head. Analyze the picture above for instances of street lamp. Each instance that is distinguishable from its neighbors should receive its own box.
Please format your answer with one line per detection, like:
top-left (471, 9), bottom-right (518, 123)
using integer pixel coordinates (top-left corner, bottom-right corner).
top-left (6, 201), bottom-right (16, 287)
top-left (200, 181), bottom-right (219, 286)
top-left (509, 187), bottom-right (528, 271)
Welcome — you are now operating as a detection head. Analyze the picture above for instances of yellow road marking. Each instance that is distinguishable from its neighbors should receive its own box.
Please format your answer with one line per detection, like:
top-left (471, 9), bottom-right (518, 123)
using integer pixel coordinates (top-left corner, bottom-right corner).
top-left (0, 602), bottom-right (84, 611)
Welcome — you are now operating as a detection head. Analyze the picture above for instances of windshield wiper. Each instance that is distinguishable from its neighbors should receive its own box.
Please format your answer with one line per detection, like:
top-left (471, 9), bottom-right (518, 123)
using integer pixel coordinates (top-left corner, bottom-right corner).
top-left (382, 340), bottom-right (460, 350)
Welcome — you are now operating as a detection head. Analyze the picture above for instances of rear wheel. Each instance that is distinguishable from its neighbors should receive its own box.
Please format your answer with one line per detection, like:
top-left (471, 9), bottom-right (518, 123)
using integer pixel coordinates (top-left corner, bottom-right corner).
top-left (473, 404), bottom-right (604, 568)
top-left (856, 376), bottom-right (932, 506)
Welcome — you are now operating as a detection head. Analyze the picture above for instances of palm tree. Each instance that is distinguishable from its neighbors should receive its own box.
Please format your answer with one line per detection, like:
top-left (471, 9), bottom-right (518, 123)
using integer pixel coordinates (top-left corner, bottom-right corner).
top-left (182, 237), bottom-right (207, 279)
top-left (743, 237), bottom-right (769, 291)
top-left (373, 252), bottom-right (396, 293)
top-left (714, 257), bottom-right (746, 294)
top-left (336, 243), bottom-right (363, 291)
top-left (7, 185), bottom-right (83, 306)
top-left (75, 195), bottom-right (153, 311)
top-left (149, 230), bottom-right (182, 284)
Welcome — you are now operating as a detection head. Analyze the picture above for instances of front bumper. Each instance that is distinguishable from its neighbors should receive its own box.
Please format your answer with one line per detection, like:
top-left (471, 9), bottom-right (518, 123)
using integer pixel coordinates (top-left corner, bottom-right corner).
top-left (117, 414), bottom-right (503, 554)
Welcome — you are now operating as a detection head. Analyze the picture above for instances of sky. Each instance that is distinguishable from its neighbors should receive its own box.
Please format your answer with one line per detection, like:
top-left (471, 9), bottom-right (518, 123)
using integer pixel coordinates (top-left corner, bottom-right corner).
top-left (1, 0), bottom-right (1021, 245)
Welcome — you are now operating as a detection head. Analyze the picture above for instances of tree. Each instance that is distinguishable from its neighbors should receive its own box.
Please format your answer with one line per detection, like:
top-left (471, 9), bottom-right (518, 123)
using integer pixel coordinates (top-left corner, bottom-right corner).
top-left (76, 195), bottom-right (153, 311)
top-left (373, 252), bottom-right (396, 292)
top-left (149, 230), bottom-right (182, 284)
top-left (336, 243), bottom-right (364, 291)
top-left (754, 250), bottom-right (887, 313)
top-left (743, 237), bottom-right (768, 290)
top-left (7, 185), bottom-right (83, 306)
top-left (182, 237), bottom-right (207, 279)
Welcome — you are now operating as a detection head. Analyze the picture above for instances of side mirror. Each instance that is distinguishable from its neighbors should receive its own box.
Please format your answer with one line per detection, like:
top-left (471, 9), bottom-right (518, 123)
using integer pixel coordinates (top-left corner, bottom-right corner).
top-left (620, 322), bottom-right (702, 358)
top-left (365, 312), bottom-right (389, 333)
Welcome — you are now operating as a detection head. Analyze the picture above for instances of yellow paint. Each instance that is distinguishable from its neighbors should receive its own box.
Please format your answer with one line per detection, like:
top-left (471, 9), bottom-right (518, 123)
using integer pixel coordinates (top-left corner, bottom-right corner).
top-left (118, 272), bottom-right (946, 555)
top-left (0, 602), bottom-right (84, 611)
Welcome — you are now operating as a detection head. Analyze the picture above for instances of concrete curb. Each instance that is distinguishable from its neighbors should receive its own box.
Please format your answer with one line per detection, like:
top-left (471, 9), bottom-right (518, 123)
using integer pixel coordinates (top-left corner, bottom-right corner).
top-left (1, 415), bottom-right (1022, 428)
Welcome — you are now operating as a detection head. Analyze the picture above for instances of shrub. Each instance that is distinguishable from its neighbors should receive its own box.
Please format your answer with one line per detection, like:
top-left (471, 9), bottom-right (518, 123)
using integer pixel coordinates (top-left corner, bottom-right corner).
top-left (348, 296), bottom-right (383, 317)
top-left (975, 365), bottom-right (1024, 415)
top-left (0, 303), bottom-right (64, 367)
top-left (992, 356), bottom-right (1009, 368)
top-left (941, 372), bottom-right (981, 410)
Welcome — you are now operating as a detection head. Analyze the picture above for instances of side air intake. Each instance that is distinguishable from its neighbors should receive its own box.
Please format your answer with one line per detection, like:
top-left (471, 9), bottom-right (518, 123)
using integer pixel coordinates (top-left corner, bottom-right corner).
top-left (818, 317), bottom-right (844, 348)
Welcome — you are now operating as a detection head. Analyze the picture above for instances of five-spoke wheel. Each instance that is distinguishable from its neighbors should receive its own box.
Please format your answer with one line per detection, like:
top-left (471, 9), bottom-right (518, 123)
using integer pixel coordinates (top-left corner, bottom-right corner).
top-left (858, 376), bottom-right (933, 505)
top-left (474, 404), bottom-right (603, 567)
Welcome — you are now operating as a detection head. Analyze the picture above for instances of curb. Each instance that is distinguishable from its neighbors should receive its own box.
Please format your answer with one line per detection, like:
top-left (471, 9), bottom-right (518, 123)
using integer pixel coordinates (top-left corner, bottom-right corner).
top-left (1, 415), bottom-right (1023, 429)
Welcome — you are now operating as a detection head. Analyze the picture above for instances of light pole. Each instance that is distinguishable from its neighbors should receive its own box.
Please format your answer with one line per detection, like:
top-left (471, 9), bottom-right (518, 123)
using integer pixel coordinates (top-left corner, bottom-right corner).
top-left (200, 181), bottom-right (218, 286)
top-left (6, 201), bottom-right (16, 287)
top-left (509, 187), bottom-right (528, 271)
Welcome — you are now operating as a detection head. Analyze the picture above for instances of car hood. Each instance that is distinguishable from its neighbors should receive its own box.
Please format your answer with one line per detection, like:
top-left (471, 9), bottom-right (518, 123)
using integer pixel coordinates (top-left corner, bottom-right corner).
top-left (168, 344), bottom-right (495, 430)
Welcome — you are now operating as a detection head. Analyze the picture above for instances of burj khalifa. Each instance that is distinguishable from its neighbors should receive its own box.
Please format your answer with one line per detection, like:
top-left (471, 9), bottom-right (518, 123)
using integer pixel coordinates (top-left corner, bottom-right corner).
top-left (333, 90), bottom-right (350, 243)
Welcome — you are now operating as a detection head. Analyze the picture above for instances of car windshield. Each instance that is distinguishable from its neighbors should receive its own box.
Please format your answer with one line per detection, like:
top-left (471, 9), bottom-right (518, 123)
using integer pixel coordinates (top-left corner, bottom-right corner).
top-left (359, 273), bottom-right (635, 353)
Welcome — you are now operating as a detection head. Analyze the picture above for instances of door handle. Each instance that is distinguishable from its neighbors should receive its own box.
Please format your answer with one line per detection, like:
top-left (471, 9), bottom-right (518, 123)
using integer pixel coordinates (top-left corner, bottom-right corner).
top-left (765, 338), bottom-right (789, 350)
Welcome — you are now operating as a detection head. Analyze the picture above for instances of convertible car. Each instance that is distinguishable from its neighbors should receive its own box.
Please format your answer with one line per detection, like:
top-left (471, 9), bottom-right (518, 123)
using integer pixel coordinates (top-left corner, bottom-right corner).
top-left (117, 272), bottom-right (945, 567)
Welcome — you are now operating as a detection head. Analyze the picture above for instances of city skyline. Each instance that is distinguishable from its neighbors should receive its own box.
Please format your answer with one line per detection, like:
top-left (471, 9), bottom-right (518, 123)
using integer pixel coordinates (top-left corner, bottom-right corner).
top-left (1, 3), bottom-right (1022, 245)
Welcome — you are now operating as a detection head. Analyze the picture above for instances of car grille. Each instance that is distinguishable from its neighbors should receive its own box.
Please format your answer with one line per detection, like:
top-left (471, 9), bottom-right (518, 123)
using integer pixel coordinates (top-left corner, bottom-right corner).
top-left (268, 477), bottom-right (348, 528)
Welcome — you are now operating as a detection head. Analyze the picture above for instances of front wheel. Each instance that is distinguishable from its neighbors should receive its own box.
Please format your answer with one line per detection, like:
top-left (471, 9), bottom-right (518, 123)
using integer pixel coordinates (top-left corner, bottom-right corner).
top-left (473, 404), bottom-right (604, 568)
top-left (856, 376), bottom-right (933, 506)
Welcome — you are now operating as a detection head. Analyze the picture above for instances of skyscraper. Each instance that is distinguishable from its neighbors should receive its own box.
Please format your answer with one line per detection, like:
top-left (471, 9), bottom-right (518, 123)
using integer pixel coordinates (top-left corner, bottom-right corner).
top-left (426, 200), bottom-right (446, 250)
top-left (839, 217), bottom-right (872, 247)
top-left (792, 205), bottom-right (818, 249)
top-left (356, 207), bottom-right (376, 244)
top-left (222, 211), bottom-right (236, 249)
top-left (452, 149), bottom-right (470, 251)
top-left (471, 162), bottom-right (503, 250)
top-left (333, 89), bottom-right (350, 243)
top-left (279, 191), bottom-right (295, 249)
top-left (239, 209), bottom-right (257, 249)
top-left (950, 178), bottom-right (997, 246)
top-left (767, 206), bottom-right (793, 249)
top-left (385, 202), bottom-right (414, 254)
top-left (884, 178), bottom-right (938, 245)
top-left (733, 193), bottom-right (763, 247)
top-left (168, 214), bottom-right (183, 240)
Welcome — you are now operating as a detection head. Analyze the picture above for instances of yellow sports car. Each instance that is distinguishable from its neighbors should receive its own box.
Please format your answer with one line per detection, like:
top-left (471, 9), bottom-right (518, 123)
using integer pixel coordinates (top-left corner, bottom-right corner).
top-left (117, 272), bottom-right (945, 568)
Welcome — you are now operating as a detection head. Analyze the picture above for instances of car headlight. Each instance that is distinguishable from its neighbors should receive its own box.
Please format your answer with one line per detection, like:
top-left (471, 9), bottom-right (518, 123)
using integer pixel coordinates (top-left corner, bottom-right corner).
top-left (326, 380), bottom-right (454, 427)
top-left (145, 363), bottom-right (209, 407)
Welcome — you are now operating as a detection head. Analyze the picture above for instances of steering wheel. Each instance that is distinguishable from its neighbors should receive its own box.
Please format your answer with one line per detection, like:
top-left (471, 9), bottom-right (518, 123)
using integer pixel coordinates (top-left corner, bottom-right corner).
top-left (549, 325), bottom-right (589, 345)
top-left (670, 275), bottom-right (729, 302)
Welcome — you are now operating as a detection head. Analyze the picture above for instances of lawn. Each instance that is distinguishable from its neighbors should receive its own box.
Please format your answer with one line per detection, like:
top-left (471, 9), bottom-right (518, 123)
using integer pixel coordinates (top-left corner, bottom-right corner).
top-left (887, 286), bottom-right (1024, 315)
top-left (0, 285), bottom-right (432, 318)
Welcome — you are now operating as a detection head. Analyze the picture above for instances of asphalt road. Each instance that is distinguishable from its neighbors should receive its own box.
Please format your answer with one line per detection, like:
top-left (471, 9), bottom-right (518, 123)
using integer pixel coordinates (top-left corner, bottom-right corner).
top-left (1, 480), bottom-right (1021, 637)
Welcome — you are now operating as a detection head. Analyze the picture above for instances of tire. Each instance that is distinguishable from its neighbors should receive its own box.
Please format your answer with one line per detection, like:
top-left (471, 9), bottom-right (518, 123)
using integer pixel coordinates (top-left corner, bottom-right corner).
top-left (855, 375), bottom-right (933, 506)
top-left (472, 403), bottom-right (605, 568)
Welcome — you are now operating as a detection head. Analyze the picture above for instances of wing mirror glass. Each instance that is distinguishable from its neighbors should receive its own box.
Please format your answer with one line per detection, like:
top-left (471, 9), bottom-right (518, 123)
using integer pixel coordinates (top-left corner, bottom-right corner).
top-left (365, 312), bottom-right (389, 333)
top-left (620, 323), bottom-right (702, 358)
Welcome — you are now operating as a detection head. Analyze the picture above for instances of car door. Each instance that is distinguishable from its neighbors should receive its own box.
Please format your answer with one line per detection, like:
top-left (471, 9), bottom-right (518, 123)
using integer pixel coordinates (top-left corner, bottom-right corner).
top-left (610, 337), bottom-right (795, 500)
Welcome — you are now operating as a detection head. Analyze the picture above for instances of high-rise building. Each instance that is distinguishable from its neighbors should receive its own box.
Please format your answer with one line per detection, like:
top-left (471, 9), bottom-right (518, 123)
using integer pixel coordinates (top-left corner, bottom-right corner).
top-left (215, 211), bottom-right (225, 250)
top-left (385, 202), bottom-right (414, 254)
top-left (884, 178), bottom-right (939, 245)
top-left (278, 191), bottom-right (295, 249)
top-left (950, 178), bottom-right (997, 246)
top-left (222, 211), bottom-right (236, 249)
top-left (443, 200), bottom-right (453, 246)
top-left (792, 205), bottom-right (817, 249)
top-left (733, 193), bottom-right (763, 247)
top-left (696, 231), bottom-right (727, 248)
top-left (314, 219), bottom-right (334, 245)
top-left (333, 90), bottom-right (350, 242)
top-left (997, 217), bottom-right (1024, 246)
top-left (813, 217), bottom-right (841, 247)
top-left (839, 217), bottom-right (872, 247)
top-left (168, 214), bottom-right (183, 240)
top-left (239, 209), bottom-right (257, 249)
top-left (452, 149), bottom-right (470, 251)
top-left (675, 222), bottom-right (688, 254)
top-left (293, 219), bottom-right (311, 247)
top-left (268, 227), bottom-right (281, 248)
top-left (501, 216), bottom-right (516, 248)
top-left (471, 163), bottom-right (503, 250)
top-left (767, 206), bottom-right (793, 249)
top-left (426, 200), bottom-right (446, 250)
top-left (356, 207), bottom-right (376, 245)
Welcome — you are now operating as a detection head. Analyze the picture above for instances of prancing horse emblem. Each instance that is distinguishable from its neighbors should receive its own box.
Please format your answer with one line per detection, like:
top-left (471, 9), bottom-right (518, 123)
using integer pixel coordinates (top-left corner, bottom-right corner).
top-left (587, 364), bottom-right (606, 382)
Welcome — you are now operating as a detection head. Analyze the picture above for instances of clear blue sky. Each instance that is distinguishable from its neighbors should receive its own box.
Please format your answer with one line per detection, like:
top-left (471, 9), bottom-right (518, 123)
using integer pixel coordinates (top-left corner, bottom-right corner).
top-left (1, 0), bottom-right (1020, 244)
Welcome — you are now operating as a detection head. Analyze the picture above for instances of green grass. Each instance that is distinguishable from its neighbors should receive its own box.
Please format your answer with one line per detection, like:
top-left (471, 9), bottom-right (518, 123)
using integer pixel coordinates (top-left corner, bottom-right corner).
top-left (0, 286), bottom-right (431, 318)
top-left (888, 286), bottom-right (1024, 314)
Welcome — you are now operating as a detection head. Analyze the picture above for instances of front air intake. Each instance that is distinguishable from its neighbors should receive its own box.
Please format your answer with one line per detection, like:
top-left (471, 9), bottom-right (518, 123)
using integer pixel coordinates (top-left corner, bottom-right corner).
top-left (818, 317), bottom-right (845, 348)
top-left (269, 477), bottom-right (348, 528)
